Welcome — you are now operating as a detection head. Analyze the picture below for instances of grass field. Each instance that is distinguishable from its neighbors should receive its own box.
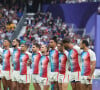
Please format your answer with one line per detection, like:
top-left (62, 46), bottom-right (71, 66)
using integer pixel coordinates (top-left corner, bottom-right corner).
top-left (29, 83), bottom-right (72, 90)
top-left (1, 83), bottom-right (72, 90)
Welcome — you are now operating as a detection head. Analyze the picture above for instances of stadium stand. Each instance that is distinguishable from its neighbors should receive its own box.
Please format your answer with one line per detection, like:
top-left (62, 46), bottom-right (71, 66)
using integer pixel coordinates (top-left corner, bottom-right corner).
top-left (0, 4), bottom-right (23, 47)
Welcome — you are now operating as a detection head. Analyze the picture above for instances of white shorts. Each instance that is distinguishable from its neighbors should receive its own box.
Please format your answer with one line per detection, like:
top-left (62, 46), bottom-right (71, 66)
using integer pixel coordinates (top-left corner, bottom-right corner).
top-left (69, 71), bottom-right (81, 82)
top-left (49, 72), bottom-right (59, 82)
top-left (2, 70), bottom-right (12, 80)
top-left (19, 74), bottom-right (31, 84)
top-left (32, 74), bottom-right (40, 83)
top-left (58, 73), bottom-right (69, 83)
top-left (12, 71), bottom-right (20, 82)
top-left (39, 77), bottom-right (50, 85)
top-left (81, 76), bottom-right (93, 84)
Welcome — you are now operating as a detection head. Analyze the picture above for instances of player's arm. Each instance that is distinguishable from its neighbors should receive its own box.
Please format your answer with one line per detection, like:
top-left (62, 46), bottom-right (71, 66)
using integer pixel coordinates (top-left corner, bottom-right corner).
top-left (90, 61), bottom-right (96, 77)
top-left (90, 51), bottom-right (96, 77)
top-left (88, 51), bottom-right (96, 80)
top-left (47, 56), bottom-right (51, 77)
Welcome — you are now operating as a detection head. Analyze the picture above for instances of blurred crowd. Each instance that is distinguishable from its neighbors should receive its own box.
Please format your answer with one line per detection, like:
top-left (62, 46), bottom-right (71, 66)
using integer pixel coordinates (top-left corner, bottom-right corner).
top-left (42, 0), bottom-right (97, 4)
top-left (0, 4), bottom-right (23, 47)
top-left (20, 12), bottom-right (94, 52)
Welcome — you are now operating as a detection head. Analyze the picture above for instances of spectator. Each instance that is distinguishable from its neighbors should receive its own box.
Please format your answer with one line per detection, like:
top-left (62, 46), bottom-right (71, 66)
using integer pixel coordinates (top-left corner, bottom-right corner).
top-left (0, 4), bottom-right (23, 47)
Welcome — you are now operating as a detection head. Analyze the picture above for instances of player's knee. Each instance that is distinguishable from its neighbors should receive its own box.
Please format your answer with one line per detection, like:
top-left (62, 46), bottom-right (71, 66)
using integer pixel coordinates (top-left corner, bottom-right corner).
top-left (71, 82), bottom-right (76, 88)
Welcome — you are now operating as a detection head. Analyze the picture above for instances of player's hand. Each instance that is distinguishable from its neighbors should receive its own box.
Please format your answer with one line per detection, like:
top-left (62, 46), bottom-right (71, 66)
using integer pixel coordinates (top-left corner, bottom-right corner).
top-left (27, 60), bottom-right (32, 66)
top-left (87, 76), bottom-right (92, 81)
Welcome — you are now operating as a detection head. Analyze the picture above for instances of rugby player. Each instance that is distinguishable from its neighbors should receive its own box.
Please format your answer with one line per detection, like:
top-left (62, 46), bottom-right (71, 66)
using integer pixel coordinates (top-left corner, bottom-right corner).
top-left (1, 39), bottom-right (12, 90)
top-left (39, 44), bottom-right (50, 90)
top-left (80, 40), bottom-right (96, 90)
top-left (63, 38), bottom-right (81, 90)
top-left (19, 43), bottom-right (31, 90)
top-left (49, 36), bottom-right (59, 90)
top-left (31, 43), bottom-right (41, 90)
top-left (57, 41), bottom-right (69, 90)
top-left (12, 39), bottom-right (20, 90)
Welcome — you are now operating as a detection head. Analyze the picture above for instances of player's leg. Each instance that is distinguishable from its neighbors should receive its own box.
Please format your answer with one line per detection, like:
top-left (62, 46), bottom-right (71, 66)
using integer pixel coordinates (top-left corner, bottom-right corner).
top-left (62, 73), bottom-right (69, 90)
top-left (74, 71), bottom-right (81, 90)
top-left (2, 77), bottom-right (7, 90)
top-left (58, 74), bottom-right (62, 90)
top-left (87, 84), bottom-right (92, 90)
top-left (69, 72), bottom-right (76, 90)
top-left (54, 72), bottom-right (59, 90)
top-left (54, 81), bottom-right (59, 90)
top-left (42, 78), bottom-right (50, 90)
top-left (17, 82), bottom-right (20, 90)
top-left (7, 80), bottom-right (12, 90)
top-left (33, 83), bottom-right (41, 90)
top-left (37, 83), bottom-right (41, 90)
top-left (75, 81), bottom-right (81, 90)
top-left (19, 83), bottom-right (22, 90)
top-left (81, 77), bottom-right (87, 90)
top-left (33, 83), bottom-right (38, 90)
top-left (12, 71), bottom-right (18, 90)
top-left (12, 81), bottom-right (17, 90)
top-left (71, 81), bottom-right (76, 90)
top-left (24, 83), bottom-right (30, 90)
top-left (20, 83), bottom-right (24, 90)
top-left (62, 83), bottom-right (68, 90)
top-left (0, 79), bottom-right (1, 90)
top-left (71, 82), bottom-right (81, 90)
top-left (43, 85), bottom-right (49, 90)
top-left (51, 82), bottom-right (55, 90)
top-left (86, 79), bottom-right (92, 90)
top-left (81, 84), bottom-right (87, 90)
top-left (17, 72), bottom-right (20, 90)
top-left (32, 75), bottom-right (41, 90)
top-left (17, 82), bottom-right (19, 90)
top-left (58, 83), bottom-right (62, 90)
top-left (18, 76), bottom-right (22, 90)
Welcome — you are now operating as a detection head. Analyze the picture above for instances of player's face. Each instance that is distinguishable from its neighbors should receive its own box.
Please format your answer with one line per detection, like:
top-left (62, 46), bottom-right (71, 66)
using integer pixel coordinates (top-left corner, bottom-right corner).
top-left (16, 41), bottom-right (19, 46)
top-left (80, 41), bottom-right (84, 49)
top-left (49, 40), bottom-right (55, 48)
top-left (41, 45), bottom-right (47, 53)
top-left (32, 45), bottom-right (37, 52)
top-left (3, 40), bottom-right (10, 47)
top-left (63, 43), bottom-right (69, 50)
top-left (21, 44), bottom-right (26, 51)
top-left (12, 40), bottom-right (17, 47)
top-left (57, 44), bottom-right (63, 52)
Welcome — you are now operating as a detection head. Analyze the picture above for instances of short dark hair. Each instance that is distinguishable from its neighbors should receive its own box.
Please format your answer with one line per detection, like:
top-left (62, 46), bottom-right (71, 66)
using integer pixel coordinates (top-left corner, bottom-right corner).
top-left (4, 39), bottom-right (11, 44)
top-left (82, 40), bottom-right (89, 47)
top-left (63, 38), bottom-right (71, 44)
top-left (50, 36), bottom-right (57, 43)
top-left (33, 43), bottom-right (40, 49)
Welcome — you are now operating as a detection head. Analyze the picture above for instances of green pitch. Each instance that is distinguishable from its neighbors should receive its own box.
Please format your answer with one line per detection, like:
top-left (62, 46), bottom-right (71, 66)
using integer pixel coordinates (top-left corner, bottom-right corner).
top-left (29, 83), bottom-right (72, 90)
top-left (1, 83), bottom-right (72, 90)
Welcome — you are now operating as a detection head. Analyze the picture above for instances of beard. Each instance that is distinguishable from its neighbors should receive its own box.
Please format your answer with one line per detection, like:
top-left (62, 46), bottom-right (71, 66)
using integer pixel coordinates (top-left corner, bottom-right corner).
top-left (12, 44), bottom-right (17, 48)
top-left (64, 47), bottom-right (69, 50)
top-left (41, 51), bottom-right (45, 53)
top-left (21, 50), bottom-right (24, 53)
top-left (80, 47), bottom-right (83, 49)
